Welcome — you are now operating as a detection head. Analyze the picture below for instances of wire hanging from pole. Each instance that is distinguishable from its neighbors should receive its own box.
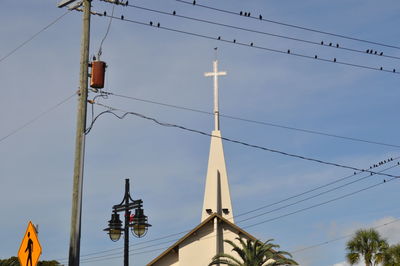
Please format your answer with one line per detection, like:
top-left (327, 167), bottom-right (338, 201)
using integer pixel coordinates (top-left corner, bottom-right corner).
top-left (97, 5), bottom-right (115, 59)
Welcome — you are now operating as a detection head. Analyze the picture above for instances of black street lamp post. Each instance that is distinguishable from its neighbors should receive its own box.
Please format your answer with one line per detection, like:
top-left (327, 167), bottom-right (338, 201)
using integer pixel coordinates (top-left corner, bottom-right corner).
top-left (104, 178), bottom-right (151, 266)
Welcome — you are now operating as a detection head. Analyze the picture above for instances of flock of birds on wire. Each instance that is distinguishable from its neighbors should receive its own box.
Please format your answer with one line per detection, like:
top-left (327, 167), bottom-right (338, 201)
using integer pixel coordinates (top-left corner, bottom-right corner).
top-left (96, 0), bottom-right (400, 74)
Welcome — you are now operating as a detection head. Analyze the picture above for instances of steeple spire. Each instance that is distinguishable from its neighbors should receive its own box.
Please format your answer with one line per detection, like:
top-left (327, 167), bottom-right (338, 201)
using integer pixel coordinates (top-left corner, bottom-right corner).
top-left (204, 51), bottom-right (227, 131)
top-left (201, 56), bottom-right (234, 223)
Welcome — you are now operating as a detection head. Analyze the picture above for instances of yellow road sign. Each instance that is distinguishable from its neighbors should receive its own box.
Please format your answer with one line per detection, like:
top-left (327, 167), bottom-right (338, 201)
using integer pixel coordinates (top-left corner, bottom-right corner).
top-left (18, 221), bottom-right (42, 266)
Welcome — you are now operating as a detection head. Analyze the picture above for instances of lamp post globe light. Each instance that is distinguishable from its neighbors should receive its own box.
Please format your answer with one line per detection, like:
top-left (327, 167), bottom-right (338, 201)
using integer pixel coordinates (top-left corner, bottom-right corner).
top-left (104, 211), bottom-right (122, 242)
top-left (104, 178), bottom-right (151, 266)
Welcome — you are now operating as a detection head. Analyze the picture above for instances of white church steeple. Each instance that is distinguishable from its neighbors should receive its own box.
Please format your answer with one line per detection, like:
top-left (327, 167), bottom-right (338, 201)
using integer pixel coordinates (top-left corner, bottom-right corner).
top-left (201, 57), bottom-right (234, 223)
top-left (147, 56), bottom-right (263, 266)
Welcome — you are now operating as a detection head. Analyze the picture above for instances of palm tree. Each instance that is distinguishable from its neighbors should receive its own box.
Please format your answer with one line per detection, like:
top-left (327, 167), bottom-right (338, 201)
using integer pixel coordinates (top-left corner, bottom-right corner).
top-left (346, 228), bottom-right (388, 266)
top-left (209, 237), bottom-right (298, 266)
top-left (383, 244), bottom-right (400, 266)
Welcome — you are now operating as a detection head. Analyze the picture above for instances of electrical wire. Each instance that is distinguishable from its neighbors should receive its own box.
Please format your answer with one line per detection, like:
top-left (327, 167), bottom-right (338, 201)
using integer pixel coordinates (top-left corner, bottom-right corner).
top-left (78, 246), bottom-right (169, 264)
top-left (89, 102), bottom-right (400, 180)
top-left (176, 0), bottom-right (400, 51)
top-left (290, 218), bottom-right (400, 254)
top-left (100, 90), bottom-right (400, 149)
top-left (57, 152), bottom-right (398, 262)
top-left (232, 160), bottom-right (399, 220)
top-left (0, 93), bottom-right (76, 144)
top-left (0, 10), bottom-right (70, 64)
top-left (103, 14), bottom-right (400, 76)
top-left (70, 175), bottom-right (398, 263)
top-left (55, 230), bottom-right (187, 263)
top-left (236, 162), bottom-right (400, 224)
top-left (81, 217), bottom-right (400, 263)
top-left (242, 176), bottom-right (398, 230)
top-left (125, 3), bottom-right (400, 61)
top-left (74, 239), bottom-right (181, 264)
top-left (97, 5), bottom-right (115, 59)
top-left (159, 176), bottom-right (399, 248)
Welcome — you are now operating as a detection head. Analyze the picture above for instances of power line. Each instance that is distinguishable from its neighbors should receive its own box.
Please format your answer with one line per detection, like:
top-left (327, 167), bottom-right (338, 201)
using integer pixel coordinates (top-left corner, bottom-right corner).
top-left (68, 239), bottom-right (181, 264)
top-left (162, 176), bottom-right (398, 251)
top-left (97, 5), bottom-right (115, 59)
top-left (176, 0), bottom-right (400, 51)
top-left (58, 150), bottom-right (398, 262)
top-left (78, 246), bottom-right (169, 264)
top-left (0, 93), bottom-right (76, 144)
top-left (55, 231), bottom-right (186, 263)
top-left (103, 14), bottom-right (400, 75)
top-left (125, 3), bottom-right (400, 61)
top-left (236, 162), bottom-right (400, 224)
top-left (0, 10), bottom-right (70, 64)
top-left (72, 176), bottom-right (398, 263)
top-left (99, 90), bottom-right (400, 149)
top-left (243, 176), bottom-right (397, 230)
top-left (290, 217), bottom-right (400, 254)
top-left (232, 158), bottom-right (399, 220)
top-left (90, 102), bottom-right (400, 180)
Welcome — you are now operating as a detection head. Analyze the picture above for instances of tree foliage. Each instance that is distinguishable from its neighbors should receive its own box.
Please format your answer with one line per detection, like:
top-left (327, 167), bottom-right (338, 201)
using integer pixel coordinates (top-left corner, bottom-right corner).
top-left (0, 257), bottom-right (19, 266)
top-left (209, 237), bottom-right (298, 266)
top-left (346, 229), bottom-right (388, 266)
top-left (383, 244), bottom-right (400, 266)
top-left (0, 256), bottom-right (60, 266)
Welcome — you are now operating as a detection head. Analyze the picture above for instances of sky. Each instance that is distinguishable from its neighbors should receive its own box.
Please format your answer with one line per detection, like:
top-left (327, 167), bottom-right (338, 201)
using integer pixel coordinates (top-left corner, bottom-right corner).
top-left (1, 0), bottom-right (400, 265)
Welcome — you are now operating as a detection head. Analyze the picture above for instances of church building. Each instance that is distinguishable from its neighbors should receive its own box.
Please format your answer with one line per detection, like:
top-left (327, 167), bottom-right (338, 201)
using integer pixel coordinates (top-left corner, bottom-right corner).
top-left (147, 59), bottom-right (258, 266)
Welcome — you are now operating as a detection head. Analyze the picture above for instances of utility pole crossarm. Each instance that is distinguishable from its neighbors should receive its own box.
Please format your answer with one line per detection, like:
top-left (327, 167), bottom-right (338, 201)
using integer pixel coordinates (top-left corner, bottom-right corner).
top-left (58, 0), bottom-right (77, 8)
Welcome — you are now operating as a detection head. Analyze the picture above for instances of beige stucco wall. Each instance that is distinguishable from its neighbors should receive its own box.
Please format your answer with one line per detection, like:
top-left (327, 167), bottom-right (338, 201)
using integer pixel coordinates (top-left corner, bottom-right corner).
top-left (150, 218), bottom-right (254, 266)
top-left (151, 251), bottom-right (178, 266)
top-left (179, 220), bottom-right (215, 265)
top-left (221, 223), bottom-right (252, 257)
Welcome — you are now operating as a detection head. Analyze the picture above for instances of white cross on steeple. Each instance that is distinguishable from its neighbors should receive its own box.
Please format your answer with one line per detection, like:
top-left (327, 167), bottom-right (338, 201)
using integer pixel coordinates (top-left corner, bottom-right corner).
top-left (204, 59), bottom-right (227, 131)
top-left (201, 56), bottom-right (233, 223)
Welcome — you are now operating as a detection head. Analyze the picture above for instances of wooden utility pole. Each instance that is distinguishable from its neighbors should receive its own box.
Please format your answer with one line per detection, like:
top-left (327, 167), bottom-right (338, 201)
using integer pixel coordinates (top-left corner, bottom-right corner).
top-left (68, 0), bottom-right (91, 265)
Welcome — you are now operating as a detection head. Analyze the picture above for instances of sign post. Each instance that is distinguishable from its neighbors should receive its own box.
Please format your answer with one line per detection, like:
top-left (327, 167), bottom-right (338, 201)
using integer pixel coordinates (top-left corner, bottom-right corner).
top-left (18, 221), bottom-right (42, 266)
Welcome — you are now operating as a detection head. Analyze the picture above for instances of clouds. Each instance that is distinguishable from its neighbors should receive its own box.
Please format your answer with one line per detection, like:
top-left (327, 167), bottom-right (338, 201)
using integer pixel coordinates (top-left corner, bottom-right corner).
top-left (332, 261), bottom-right (362, 266)
top-left (372, 217), bottom-right (400, 245)
top-left (311, 216), bottom-right (400, 266)
top-left (1, 1), bottom-right (400, 266)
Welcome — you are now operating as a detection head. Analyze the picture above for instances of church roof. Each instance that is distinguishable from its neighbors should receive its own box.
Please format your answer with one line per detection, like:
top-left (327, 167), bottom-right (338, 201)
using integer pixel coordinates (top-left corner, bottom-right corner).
top-left (147, 213), bottom-right (257, 266)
